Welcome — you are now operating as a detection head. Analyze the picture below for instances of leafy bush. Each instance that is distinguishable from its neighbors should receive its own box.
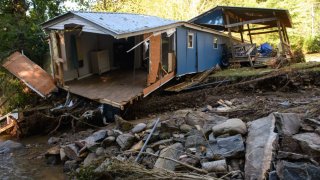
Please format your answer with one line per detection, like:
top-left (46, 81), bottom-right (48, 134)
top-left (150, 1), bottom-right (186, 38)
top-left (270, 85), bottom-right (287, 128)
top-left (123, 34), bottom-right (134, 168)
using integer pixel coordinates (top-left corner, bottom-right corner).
top-left (292, 47), bottom-right (306, 63)
top-left (0, 68), bottom-right (35, 114)
top-left (303, 35), bottom-right (320, 53)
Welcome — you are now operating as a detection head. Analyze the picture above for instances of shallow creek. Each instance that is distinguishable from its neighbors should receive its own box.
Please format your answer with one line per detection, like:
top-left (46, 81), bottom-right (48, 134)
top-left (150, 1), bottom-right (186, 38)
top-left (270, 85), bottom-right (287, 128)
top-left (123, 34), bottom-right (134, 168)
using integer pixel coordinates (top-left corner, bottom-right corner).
top-left (0, 135), bottom-right (66, 180)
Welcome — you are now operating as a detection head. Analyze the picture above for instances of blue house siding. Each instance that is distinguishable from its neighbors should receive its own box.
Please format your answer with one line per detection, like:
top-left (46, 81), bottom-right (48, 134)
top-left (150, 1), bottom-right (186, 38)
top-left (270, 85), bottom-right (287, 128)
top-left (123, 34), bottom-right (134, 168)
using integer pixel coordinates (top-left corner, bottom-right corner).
top-left (176, 27), bottom-right (197, 76)
top-left (176, 27), bottom-right (224, 76)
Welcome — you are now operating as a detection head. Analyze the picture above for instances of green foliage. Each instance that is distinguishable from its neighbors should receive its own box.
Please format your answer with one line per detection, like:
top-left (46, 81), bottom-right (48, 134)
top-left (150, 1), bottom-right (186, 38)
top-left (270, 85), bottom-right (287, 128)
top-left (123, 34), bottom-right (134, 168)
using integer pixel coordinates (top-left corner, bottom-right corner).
top-left (303, 35), bottom-right (320, 53)
top-left (0, 68), bottom-right (35, 113)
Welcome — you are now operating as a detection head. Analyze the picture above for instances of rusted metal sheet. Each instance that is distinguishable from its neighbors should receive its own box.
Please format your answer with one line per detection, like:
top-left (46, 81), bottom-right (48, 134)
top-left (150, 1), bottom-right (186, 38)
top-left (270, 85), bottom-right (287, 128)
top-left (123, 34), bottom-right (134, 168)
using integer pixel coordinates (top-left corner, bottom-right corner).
top-left (2, 52), bottom-right (57, 97)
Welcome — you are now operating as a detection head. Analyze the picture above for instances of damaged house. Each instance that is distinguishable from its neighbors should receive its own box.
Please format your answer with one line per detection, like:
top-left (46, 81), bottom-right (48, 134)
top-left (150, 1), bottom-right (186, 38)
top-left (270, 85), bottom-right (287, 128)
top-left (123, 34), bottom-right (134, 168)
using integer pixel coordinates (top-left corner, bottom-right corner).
top-left (40, 11), bottom-right (230, 109)
top-left (2, 6), bottom-right (293, 111)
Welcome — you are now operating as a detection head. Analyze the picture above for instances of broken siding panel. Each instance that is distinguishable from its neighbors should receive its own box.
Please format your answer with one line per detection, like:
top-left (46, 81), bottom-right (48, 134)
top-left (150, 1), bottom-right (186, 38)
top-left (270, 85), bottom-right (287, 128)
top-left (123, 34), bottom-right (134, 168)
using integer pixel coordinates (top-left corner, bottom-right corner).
top-left (148, 34), bottom-right (161, 85)
top-left (49, 16), bottom-right (107, 35)
top-left (2, 52), bottom-right (57, 97)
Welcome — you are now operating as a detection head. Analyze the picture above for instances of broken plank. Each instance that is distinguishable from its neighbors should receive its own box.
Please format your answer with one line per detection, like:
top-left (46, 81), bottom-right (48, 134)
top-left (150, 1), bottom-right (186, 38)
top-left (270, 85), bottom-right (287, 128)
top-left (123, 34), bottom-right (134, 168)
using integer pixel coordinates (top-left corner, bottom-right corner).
top-left (165, 67), bottom-right (215, 92)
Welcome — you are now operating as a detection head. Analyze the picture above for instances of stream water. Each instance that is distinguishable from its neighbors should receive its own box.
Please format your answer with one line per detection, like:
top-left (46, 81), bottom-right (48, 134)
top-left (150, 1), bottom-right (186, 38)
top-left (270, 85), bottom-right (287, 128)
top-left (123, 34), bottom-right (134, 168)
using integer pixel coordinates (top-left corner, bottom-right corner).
top-left (0, 135), bottom-right (66, 180)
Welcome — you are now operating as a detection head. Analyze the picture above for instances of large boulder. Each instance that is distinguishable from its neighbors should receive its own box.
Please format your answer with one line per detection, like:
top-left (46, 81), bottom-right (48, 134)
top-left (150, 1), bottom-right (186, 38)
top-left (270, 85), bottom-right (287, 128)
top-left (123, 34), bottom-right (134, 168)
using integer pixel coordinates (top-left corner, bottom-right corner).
top-left (116, 133), bottom-right (135, 150)
top-left (245, 114), bottom-right (278, 180)
top-left (206, 134), bottom-right (245, 159)
top-left (0, 140), bottom-right (24, 154)
top-left (154, 143), bottom-right (183, 171)
top-left (277, 161), bottom-right (320, 180)
top-left (292, 133), bottom-right (320, 157)
top-left (211, 118), bottom-right (247, 136)
top-left (274, 113), bottom-right (301, 136)
top-left (83, 153), bottom-right (98, 167)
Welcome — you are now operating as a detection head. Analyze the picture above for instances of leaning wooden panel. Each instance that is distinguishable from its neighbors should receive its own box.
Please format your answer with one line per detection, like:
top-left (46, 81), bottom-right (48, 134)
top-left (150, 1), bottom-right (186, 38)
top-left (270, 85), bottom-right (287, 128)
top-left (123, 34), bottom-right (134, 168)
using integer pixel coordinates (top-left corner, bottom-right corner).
top-left (148, 34), bottom-right (161, 85)
top-left (2, 52), bottom-right (57, 97)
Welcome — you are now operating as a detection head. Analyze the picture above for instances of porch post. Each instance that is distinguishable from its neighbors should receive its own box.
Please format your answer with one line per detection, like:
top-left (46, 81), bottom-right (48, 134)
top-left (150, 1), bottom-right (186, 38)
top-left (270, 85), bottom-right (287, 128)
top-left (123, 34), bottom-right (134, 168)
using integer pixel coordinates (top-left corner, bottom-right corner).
top-left (247, 24), bottom-right (253, 44)
top-left (277, 20), bottom-right (285, 55)
top-left (225, 11), bottom-right (235, 60)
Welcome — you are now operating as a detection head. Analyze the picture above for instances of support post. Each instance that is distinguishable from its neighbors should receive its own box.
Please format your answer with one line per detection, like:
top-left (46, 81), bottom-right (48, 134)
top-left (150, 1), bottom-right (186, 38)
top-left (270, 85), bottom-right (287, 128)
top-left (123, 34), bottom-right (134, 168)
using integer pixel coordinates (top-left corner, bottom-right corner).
top-left (240, 30), bottom-right (244, 43)
top-left (277, 20), bottom-right (285, 55)
top-left (225, 12), bottom-right (235, 60)
top-left (247, 24), bottom-right (253, 44)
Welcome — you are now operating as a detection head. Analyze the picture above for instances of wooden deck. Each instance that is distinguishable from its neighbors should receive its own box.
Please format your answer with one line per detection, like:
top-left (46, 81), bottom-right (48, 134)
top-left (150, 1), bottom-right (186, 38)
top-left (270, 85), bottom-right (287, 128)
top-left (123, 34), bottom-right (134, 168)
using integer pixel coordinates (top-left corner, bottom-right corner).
top-left (64, 70), bottom-right (147, 109)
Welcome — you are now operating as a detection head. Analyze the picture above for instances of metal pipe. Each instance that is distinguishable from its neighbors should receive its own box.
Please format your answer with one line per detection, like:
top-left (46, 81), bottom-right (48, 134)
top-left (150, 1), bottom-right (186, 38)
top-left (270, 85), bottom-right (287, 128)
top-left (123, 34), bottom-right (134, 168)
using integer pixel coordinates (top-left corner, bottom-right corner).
top-left (135, 117), bottom-right (160, 163)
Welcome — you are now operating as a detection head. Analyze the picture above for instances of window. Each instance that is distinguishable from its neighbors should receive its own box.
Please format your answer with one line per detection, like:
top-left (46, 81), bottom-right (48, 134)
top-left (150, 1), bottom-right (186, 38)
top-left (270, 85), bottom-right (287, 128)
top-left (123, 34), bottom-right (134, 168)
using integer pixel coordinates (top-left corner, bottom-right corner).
top-left (213, 37), bottom-right (218, 49)
top-left (188, 33), bottom-right (194, 48)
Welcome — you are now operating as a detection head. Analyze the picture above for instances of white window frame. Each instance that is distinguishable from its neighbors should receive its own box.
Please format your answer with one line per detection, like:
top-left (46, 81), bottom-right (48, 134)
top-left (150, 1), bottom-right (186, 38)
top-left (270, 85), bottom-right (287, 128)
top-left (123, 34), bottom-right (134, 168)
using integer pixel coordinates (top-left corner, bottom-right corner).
top-left (187, 33), bottom-right (194, 48)
top-left (213, 37), bottom-right (218, 49)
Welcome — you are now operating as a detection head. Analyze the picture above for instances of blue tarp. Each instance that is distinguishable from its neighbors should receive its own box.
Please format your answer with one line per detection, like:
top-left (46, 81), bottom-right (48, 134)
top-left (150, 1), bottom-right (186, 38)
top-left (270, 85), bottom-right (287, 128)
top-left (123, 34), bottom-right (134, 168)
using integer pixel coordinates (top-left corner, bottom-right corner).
top-left (258, 43), bottom-right (273, 57)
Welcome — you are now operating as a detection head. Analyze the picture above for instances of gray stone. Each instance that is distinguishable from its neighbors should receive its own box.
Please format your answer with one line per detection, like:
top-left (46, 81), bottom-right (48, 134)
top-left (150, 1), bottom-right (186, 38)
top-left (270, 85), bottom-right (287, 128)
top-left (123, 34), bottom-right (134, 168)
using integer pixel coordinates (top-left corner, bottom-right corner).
top-left (0, 140), bottom-right (24, 154)
top-left (316, 127), bottom-right (320, 135)
top-left (179, 157), bottom-right (199, 166)
top-left (211, 118), bottom-right (247, 136)
top-left (60, 147), bottom-right (67, 161)
top-left (63, 144), bottom-right (79, 160)
top-left (63, 160), bottom-right (79, 172)
top-left (95, 147), bottom-right (105, 156)
top-left (154, 143), bottom-right (183, 171)
top-left (101, 136), bottom-right (116, 147)
top-left (131, 123), bottom-right (147, 133)
top-left (116, 133), bottom-right (135, 150)
top-left (185, 133), bottom-right (206, 148)
top-left (83, 153), bottom-right (97, 167)
top-left (179, 124), bottom-right (193, 133)
top-left (269, 171), bottom-right (278, 180)
top-left (48, 137), bottom-right (61, 145)
top-left (104, 145), bottom-right (119, 156)
top-left (84, 129), bottom-right (108, 147)
top-left (201, 159), bottom-right (227, 172)
top-left (206, 134), bottom-right (245, 159)
top-left (292, 133), bottom-right (320, 156)
top-left (146, 148), bottom-right (154, 154)
top-left (245, 114), bottom-right (278, 180)
top-left (277, 151), bottom-right (310, 161)
top-left (277, 161), bottom-right (320, 180)
top-left (274, 113), bottom-right (301, 135)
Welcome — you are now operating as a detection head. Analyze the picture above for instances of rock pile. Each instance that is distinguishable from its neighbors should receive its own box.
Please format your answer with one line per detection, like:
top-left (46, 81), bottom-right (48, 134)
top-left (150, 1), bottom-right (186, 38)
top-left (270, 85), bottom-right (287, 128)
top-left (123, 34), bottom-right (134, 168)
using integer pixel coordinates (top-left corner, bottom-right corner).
top-left (45, 108), bottom-right (320, 179)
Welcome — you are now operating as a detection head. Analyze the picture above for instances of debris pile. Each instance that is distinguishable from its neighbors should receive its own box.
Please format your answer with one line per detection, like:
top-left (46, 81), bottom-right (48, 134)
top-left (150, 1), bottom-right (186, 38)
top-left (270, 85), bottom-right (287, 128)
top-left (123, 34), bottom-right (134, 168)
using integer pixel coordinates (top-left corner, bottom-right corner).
top-left (44, 108), bottom-right (320, 179)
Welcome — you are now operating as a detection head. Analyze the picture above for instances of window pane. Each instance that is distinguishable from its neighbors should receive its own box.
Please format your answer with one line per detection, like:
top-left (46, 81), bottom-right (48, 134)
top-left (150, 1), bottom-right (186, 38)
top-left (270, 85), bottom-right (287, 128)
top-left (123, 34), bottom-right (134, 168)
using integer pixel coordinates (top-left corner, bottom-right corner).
top-left (188, 33), bottom-right (193, 48)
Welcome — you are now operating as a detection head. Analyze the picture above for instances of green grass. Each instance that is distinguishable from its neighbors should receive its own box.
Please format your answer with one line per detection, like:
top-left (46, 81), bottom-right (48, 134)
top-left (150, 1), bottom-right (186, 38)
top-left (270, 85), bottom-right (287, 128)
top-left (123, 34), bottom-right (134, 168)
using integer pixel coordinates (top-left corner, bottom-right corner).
top-left (211, 67), bottom-right (274, 78)
top-left (211, 61), bottom-right (320, 79)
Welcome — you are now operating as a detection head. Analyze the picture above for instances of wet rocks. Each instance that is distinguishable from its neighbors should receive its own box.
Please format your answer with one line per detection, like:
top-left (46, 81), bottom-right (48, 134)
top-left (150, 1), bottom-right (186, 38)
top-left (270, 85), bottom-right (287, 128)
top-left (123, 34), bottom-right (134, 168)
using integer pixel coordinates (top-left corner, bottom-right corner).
top-left (275, 113), bottom-right (301, 135)
top-left (206, 134), bottom-right (245, 159)
top-left (116, 133), bottom-right (135, 150)
top-left (48, 137), bottom-right (61, 145)
top-left (45, 145), bottom-right (61, 165)
top-left (0, 140), bottom-right (24, 154)
top-left (276, 161), bottom-right (320, 180)
top-left (292, 132), bottom-right (320, 156)
top-left (64, 160), bottom-right (79, 172)
top-left (211, 118), bottom-right (247, 136)
top-left (131, 123), bottom-right (146, 133)
top-left (185, 132), bottom-right (206, 148)
top-left (154, 143), bottom-right (183, 171)
top-left (245, 114), bottom-right (277, 180)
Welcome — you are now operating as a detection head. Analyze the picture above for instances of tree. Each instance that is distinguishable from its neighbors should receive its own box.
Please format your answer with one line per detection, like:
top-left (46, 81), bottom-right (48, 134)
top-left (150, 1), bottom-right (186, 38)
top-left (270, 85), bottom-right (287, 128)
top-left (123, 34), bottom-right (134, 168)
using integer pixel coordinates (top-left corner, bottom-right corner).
top-left (0, 0), bottom-right (64, 65)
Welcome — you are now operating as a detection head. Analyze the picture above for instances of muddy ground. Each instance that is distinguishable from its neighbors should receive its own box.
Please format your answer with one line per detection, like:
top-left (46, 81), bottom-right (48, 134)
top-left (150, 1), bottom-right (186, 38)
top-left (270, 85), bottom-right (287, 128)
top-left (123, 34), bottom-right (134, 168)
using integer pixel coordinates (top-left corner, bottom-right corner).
top-left (126, 68), bottom-right (320, 122)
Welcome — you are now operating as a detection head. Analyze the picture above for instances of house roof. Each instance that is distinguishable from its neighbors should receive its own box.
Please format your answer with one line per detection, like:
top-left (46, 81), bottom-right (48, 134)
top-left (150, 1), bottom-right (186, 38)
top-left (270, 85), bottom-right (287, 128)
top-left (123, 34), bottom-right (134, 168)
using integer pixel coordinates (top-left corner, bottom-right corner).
top-left (190, 6), bottom-right (292, 29)
top-left (42, 11), bottom-right (179, 38)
